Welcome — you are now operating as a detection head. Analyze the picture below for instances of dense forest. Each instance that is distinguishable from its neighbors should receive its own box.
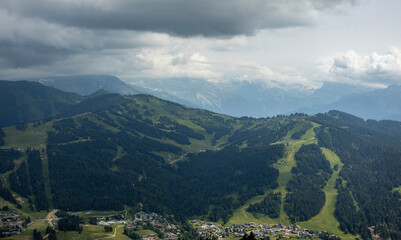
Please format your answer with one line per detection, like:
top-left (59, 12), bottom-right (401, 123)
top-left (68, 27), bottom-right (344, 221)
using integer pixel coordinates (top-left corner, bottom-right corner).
top-left (0, 149), bottom-right (21, 173)
top-left (0, 129), bottom-right (4, 146)
top-left (0, 149), bottom-right (22, 203)
top-left (27, 149), bottom-right (48, 210)
top-left (46, 107), bottom-right (287, 221)
top-left (290, 122), bottom-right (313, 140)
top-left (247, 192), bottom-right (281, 218)
top-left (0, 178), bottom-right (16, 204)
top-left (284, 144), bottom-right (332, 222)
top-left (9, 161), bottom-right (32, 197)
top-left (58, 214), bottom-right (83, 232)
top-left (176, 144), bottom-right (283, 222)
top-left (1, 83), bottom-right (401, 239)
top-left (311, 111), bottom-right (401, 239)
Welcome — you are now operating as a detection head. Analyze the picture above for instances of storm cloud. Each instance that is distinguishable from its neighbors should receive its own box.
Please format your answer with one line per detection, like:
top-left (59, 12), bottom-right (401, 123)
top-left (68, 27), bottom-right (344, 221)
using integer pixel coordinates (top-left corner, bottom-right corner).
top-left (2, 0), bottom-right (357, 37)
top-left (4, 0), bottom-right (399, 87)
top-left (0, 0), bottom-right (357, 79)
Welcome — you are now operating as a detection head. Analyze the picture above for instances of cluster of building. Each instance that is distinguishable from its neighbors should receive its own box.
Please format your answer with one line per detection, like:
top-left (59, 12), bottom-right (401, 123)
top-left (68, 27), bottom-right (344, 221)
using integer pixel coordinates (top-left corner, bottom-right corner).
top-left (272, 159), bottom-right (287, 168)
top-left (125, 211), bottom-right (180, 240)
top-left (9, 147), bottom-right (27, 152)
top-left (93, 211), bottom-right (339, 240)
top-left (0, 210), bottom-right (25, 237)
top-left (94, 210), bottom-right (129, 226)
top-left (192, 220), bottom-right (331, 239)
top-left (97, 219), bottom-right (129, 225)
top-left (81, 210), bottom-right (181, 239)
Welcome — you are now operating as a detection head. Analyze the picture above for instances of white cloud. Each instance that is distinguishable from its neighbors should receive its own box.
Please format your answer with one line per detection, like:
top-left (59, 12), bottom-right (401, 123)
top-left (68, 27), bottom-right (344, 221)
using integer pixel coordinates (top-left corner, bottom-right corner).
top-left (226, 62), bottom-right (308, 86)
top-left (319, 48), bottom-right (401, 86)
top-left (127, 46), bottom-right (222, 80)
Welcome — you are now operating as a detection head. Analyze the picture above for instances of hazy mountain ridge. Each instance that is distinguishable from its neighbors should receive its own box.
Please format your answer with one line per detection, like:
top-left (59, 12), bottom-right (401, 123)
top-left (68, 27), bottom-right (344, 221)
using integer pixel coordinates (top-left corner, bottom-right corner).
top-left (31, 75), bottom-right (140, 96)
top-left (21, 75), bottom-right (400, 121)
top-left (128, 77), bottom-right (307, 117)
top-left (128, 77), bottom-right (392, 120)
top-left (128, 77), bottom-right (233, 113)
top-left (327, 84), bottom-right (401, 120)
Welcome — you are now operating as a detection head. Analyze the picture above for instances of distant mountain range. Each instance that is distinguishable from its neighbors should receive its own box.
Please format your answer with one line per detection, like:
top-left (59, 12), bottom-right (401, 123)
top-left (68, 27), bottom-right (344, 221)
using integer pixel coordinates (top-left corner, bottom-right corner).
top-left (14, 75), bottom-right (401, 121)
top-left (326, 85), bottom-right (401, 120)
top-left (31, 75), bottom-right (140, 96)
top-left (128, 77), bottom-right (401, 121)
top-left (128, 77), bottom-right (306, 117)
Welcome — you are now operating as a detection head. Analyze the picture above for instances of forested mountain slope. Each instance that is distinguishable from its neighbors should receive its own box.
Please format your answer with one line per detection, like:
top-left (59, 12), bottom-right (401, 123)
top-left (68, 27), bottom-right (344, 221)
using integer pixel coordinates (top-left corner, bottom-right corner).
top-left (0, 80), bottom-right (128, 127)
top-left (1, 81), bottom-right (401, 239)
top-left (1, 91), bottom-right (295, 221)
top-left (0, 80), bottom-right (82, 127)
top-left (310, 111), bottom-right (401, 239)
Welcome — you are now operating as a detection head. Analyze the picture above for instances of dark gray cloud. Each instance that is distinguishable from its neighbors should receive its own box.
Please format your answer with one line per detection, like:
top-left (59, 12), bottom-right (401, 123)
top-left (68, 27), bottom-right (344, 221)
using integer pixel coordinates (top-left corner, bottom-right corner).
top-left (0, 7), bottom-right (163, 68)
top-left (0, 0), bottom-right (359, 80)
top-left (0, 31), bottom-right (158, 68)
top-left (2, 0), bottom-right (357, 37)
top-left (0, 40), bottom-right (74, 68)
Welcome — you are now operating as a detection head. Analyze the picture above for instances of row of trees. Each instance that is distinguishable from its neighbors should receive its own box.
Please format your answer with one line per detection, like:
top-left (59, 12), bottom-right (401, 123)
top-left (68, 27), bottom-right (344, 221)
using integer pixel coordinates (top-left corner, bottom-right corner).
top-left (32, 226), bottom-right (57, 240)
top-left (0, 149), bottom-right (21, 204)
top-left (290, 122), bottom-right (312, 140)
top-left (0, 179), bottom-right (16, 204)
top-left (58, 214), bottom-right (83, 232)
top-left (9, 161), bottom-right (31, 197)
top-left (123, 227), bottom-right (140, 239)
top-left (27, 149), bottom-right (48, 210)
top-left (247, 192), bottom-right (281, 218)
top-left (284, 144), bottom-right (332, 222)
top-left (0, 149), bottom-right (21, 173)
top-left (0, 128), bottom-right (4, 146)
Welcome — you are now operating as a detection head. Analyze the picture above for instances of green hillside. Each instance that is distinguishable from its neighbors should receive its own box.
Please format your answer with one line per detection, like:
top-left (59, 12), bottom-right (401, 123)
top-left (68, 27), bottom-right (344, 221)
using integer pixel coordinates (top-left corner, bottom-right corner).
top-left (226, 122), bottom-right (355, 240)
top-left (0, 80), bottom-right (82, 128)
top-left (1, 82), bottom-right (401, 239)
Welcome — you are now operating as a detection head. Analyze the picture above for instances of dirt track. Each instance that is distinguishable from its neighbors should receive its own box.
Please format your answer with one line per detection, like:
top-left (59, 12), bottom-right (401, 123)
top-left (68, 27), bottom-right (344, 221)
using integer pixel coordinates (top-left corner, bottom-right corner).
top-left (46, 209), bottom-right (59, 227)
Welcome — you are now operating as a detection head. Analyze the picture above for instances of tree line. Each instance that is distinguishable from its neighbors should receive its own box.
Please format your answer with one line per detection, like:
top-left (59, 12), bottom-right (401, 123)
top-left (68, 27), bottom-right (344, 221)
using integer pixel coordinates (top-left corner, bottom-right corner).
top-left (284, 144), bottom-right (332, 222)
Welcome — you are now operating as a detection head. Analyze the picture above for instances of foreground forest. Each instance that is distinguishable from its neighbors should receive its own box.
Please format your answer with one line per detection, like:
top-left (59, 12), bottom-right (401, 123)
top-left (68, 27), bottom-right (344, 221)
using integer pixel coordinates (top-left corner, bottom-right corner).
top-left (1, 81), bottom-right (401, 239)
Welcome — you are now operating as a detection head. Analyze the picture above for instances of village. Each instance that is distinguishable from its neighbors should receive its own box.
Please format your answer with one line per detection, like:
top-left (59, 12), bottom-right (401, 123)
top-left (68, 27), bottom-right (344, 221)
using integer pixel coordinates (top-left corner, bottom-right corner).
top-left (0, 208), bottom-right (25, 237)
top-left (75, 209), bottom-right (340, 240)
top-left (95, 211), bottom-right (181, 240)
top-left (192, 220), bottom-right (337, 239)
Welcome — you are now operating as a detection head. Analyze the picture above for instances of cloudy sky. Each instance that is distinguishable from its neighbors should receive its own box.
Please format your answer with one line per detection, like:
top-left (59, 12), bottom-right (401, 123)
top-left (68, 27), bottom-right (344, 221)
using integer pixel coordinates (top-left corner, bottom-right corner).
top-left (1, 0), bottom-right (401, 88)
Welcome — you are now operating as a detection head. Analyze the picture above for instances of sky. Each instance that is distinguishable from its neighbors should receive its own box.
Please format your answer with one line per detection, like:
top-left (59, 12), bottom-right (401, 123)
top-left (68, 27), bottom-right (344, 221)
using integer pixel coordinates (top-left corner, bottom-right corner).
top-left (1, 0), bottom-right (401, 88)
